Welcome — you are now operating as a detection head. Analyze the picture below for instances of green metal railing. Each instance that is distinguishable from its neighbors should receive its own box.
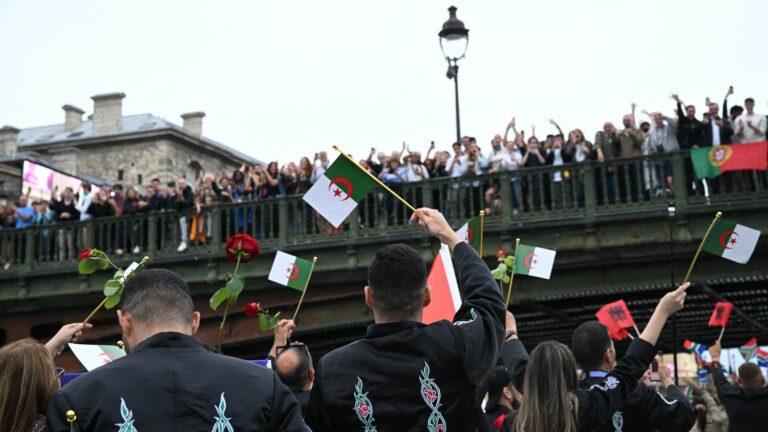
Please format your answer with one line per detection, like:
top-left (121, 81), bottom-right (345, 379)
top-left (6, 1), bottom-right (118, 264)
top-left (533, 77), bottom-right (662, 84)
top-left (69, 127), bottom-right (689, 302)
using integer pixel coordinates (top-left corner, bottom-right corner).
top-left (1, 151), bottom-right (766, 271)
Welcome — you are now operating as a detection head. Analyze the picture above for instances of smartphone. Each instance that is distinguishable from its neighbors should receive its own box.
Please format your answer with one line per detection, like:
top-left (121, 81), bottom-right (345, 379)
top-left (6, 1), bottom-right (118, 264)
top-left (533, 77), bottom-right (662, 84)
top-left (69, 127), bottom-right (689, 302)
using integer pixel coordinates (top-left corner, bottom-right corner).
top-left (729, 85), bottom-right (734, 93)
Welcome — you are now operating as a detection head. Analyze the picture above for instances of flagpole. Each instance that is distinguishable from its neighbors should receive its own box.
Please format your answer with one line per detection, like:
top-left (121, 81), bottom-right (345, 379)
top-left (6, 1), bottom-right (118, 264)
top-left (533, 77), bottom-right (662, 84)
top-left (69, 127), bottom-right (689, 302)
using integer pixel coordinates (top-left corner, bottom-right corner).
top-left (479, 210), bottom-right (485, 257)
top-left (717, 325), bottom-right (726, 343)
top-left (682, 211), bottom-right (722, 284)
top-left (505, 238), bottom-right (520, 308)
top-left (292, 257), bottom-right (317, 321)
top-left (332, 145), bottom-right (417, 212)
top-left (633, 324), bottom-right (641, 338)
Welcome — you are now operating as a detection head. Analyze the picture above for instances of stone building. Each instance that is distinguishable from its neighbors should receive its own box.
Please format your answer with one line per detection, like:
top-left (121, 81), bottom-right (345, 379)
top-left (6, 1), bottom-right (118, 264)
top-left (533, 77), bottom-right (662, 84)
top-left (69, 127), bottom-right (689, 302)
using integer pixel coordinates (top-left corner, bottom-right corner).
top-left (0, 92), bottom-right (260, 202)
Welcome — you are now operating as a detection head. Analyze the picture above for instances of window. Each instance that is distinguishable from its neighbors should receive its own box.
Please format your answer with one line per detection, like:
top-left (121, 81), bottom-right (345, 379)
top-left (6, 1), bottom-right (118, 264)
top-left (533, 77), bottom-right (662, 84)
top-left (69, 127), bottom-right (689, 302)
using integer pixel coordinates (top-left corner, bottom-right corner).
top-left (137, 174), bottom-right (143, 185)
top-left (117, 169), bottom-right (124, 181)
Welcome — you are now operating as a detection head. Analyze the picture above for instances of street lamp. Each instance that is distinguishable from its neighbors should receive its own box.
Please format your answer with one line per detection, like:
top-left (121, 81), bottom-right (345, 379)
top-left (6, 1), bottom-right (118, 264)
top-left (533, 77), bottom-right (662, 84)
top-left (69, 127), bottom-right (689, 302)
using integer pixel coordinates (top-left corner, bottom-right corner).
top-left (439, 6), bottom-right (469, 144)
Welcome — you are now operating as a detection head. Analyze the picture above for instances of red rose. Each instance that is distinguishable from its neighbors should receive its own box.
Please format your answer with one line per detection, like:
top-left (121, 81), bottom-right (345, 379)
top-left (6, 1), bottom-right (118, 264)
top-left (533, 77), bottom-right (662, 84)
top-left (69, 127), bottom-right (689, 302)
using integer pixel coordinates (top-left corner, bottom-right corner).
top-left (244, 302), bottom-right (260, 318)
top-left (495, 248), bottom-right (508, 259)
top-left (424, 388), bottom-right (437, 403)
top-left (357, 402), bottom-right (369, 419)
top-left (79, 249), bottom-right (93, 261)
top-left (225, 234), bottom-right (260, 263)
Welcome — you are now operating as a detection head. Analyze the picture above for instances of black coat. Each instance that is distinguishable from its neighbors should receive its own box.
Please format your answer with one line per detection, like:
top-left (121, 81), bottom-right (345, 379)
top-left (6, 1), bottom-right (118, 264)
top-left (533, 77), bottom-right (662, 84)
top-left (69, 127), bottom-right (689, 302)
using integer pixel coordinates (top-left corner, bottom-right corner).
top-left (710, 361), bottom-right (768, 432)
top-left (578, 369), bottom-right (694, 432)
top-left (46, 332), bottom-right (308, 431)
top-left (676, 103), bottom-right (706, 149)
top-left (307, 242), bottom-right (506, 432)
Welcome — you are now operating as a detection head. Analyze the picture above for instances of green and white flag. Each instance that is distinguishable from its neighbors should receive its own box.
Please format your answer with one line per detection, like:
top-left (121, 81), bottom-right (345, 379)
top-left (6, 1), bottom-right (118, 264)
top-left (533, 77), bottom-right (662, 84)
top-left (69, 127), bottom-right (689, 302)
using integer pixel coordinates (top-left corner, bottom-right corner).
top-left (455, 216), bottom-right (482, 251)
top-left (702, 219), bottom-right (760, 264)
top-left (303, 155), bottom-right (377, 227)
top-left (513, 244), bottom-right (556, 279)
top-left (68, 343), bottom-right (126, 371)
top-left (268, 251), bottom-right (313, 292)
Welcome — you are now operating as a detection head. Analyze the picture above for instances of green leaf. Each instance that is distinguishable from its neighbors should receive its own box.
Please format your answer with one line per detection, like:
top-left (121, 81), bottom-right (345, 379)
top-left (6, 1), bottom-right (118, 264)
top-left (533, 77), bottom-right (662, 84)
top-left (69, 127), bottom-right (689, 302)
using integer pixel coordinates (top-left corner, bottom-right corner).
top-left (78, 257), bottom-right (107, 275)
top-left (103, 279), bottom-right (123, 297)
top-left (113, 269), bottom-right (125, 280)
top-left (104, 293), bottom-right (121, 309)
top-left (225, 275), bottom-right (245, 298)
top-left (258, 313), bottom-right (269, 331)
top-left (504, 256), bottom-right (515, 268)
top-left (502, 273), bottom-right (511, 284)
top-left (209, 287), bottom-right (229, 311)
top-left (491, 264), bottom-right (507, 280)
top-left (223, 273), bottom-right (233, 282)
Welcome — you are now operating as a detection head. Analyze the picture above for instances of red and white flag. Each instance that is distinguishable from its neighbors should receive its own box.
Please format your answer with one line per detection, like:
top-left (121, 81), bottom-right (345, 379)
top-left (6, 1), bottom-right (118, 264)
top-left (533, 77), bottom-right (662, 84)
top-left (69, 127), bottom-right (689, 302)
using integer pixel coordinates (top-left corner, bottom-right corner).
top-left (423, 244), bottom-right (461, 324)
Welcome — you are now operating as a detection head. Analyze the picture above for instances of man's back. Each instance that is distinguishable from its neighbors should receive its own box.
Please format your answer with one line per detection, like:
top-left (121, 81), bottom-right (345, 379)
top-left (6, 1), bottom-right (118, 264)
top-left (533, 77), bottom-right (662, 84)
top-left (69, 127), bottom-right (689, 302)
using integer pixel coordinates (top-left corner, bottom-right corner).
top-left (711, 362), bottom-right (768, 432)
top-left (307, 242), bottom-right (506, 431)
top-left (46, 332), bottom-right (306, 431)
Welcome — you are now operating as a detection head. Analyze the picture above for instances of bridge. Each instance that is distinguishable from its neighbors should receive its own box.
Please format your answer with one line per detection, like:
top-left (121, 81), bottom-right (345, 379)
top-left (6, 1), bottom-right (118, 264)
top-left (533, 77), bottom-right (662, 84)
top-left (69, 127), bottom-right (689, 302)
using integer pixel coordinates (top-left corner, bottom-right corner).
top-left (1, 151), bottom-right (766, 370)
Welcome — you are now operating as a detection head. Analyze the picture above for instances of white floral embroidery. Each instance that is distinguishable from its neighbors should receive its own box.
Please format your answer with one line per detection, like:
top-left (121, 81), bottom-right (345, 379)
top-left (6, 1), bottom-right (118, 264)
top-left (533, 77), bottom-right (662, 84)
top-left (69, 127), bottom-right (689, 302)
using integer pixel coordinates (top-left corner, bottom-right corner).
top-left (453, 308), bottom-right (478, 326)
top-left (115, 398), bottom-right (138, 432)
top-left (589, 376), bottom-right (620, 392)
top-left (211, 393), bottom-right (234, 432)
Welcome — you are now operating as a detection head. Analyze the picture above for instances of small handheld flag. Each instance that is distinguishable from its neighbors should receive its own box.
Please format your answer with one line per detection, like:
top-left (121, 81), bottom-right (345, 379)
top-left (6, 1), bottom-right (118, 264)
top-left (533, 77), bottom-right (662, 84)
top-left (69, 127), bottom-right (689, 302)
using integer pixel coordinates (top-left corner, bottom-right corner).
top-left (68, 343), bottom-right (126, 371)
top-left (739, 337), bottom-right (758, 362)
top-left (455, 216), bottom-right (482, 252)
top-left (512, 244), bottom-right (556, 279)
top-left (423, 244), bottom-right (461, 324)
top-left (596, 300), bottom-right (637, 339)
top-left (702, 219), bottom-right (760, 264)
top-left (708, 302), bottom-right (733, 327)
top-left (755, 348), bottom-right (768, 367)
top-left (683, 339), bottom-right (708, 361)
top-left (269, 251), bottom-right (314, 292)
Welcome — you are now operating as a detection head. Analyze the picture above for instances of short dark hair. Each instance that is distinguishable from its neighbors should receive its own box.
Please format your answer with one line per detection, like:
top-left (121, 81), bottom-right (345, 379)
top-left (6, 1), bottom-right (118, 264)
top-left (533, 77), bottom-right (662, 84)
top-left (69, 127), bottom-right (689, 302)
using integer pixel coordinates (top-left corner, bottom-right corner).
top-left (738, 363), bottom-right (764, 389)
top-left (571, 321), bottom-right (612, 371)
top-left (745, 97), bottom-right (755, 104)
top-left (151, 178), bottom-right (160, 183)
top-left (367, 244), bottom-right (426, 320)
top-left (275, 343), bottom-right (313, 390)
top-left (686, 105), bottom-right (695, 111)
top-left (119, 269), bottom-right (193, 327)
top-left (113, 184), bottom-right (123, 191)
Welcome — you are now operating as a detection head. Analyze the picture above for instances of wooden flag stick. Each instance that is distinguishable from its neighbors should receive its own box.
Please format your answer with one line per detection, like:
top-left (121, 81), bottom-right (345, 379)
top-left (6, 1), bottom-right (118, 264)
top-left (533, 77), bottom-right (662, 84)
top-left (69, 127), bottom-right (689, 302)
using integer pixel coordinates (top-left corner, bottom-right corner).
top-left (292, 257), bottom-right (318, 321)
top-left (82, 297), bottom-right (108, 326)
top-left (682, 211), bottom-right (722, 284)
top-left (479, 210), bottom-right (485, 257)
top-left (505, 238), bottom-right (521, 308)
top-left (332, 145), bottom-right (417, 212)
top-left (717, 326), bottom-right (726, 343)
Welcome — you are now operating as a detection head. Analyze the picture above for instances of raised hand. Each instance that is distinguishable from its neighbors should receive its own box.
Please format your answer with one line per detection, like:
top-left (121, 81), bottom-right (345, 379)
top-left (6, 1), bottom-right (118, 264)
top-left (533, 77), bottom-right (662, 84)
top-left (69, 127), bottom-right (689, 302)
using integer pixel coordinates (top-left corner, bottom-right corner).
top-left (409, 208), bottom-right (461, 249)
top-left (45, 323), bottom-right (93, 356)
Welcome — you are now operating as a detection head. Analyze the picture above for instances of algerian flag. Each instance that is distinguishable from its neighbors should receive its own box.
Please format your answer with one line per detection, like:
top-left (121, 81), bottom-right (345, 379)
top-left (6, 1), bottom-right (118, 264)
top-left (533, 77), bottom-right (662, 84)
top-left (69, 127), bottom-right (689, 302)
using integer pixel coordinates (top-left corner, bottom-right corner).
top-left (268, 251), bottom-right (313, 292)
top-left (68, 343), bottom-right (126, 371)
top-left (512, 244), bottom-right (556, 279)
top-left (302, 154), bottom-right (377, 227)
top-left (702, 219), bottom-right (760, 264)
top-left (455, 216), bottom-right (482, 250)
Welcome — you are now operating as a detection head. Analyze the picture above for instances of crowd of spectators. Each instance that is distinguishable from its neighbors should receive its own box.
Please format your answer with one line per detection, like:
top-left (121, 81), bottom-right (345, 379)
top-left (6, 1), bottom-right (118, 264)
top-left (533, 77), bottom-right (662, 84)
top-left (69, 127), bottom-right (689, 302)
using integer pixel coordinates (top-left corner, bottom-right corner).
top-left (0, 89), bottom-right (766, 268)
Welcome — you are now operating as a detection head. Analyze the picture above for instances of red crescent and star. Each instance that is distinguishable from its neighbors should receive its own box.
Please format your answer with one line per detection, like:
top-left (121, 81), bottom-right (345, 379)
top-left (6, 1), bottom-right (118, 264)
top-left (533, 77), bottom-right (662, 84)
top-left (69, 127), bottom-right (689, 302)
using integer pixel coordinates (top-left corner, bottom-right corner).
top-left (286, 263), bottom-right (300, 280)
top-left (524, 252), bottom-right (538, 269)
top-left (328, 177), bottom-right (353, 201)
top-left (465, 227), bottom-right (474, 243)
top-left (719, 230), bottom-right (738, 249)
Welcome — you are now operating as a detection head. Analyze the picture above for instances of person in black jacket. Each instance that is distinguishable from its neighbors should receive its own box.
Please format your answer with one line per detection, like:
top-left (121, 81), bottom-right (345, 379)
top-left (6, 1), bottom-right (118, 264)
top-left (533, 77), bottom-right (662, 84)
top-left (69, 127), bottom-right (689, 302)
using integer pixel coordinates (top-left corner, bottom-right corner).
top-left (571, 321), bottom-right (694, 432)
top-left (49, 186), bottom-right (80, 261)
top-left (708, 340), bottom-right (768, 432)
top-left (307, 207), bottom-right (506, 432)
top-left (507, 282), bottom-right (690, 432)
top-left (267, 319), bottom-right (314, 418)
top-left (46, 268), bottom-right (307, 431)
top-left (168, 178), bottom-right (194, 252)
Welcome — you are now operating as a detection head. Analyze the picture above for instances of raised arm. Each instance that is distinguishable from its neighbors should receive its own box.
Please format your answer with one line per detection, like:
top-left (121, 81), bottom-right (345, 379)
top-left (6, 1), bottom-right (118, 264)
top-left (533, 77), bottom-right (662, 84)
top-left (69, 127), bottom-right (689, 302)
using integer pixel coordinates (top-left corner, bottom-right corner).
top-left (630, 103), bottom-right (637, 129)
top-left (549, 118), bottom-right (564, 136)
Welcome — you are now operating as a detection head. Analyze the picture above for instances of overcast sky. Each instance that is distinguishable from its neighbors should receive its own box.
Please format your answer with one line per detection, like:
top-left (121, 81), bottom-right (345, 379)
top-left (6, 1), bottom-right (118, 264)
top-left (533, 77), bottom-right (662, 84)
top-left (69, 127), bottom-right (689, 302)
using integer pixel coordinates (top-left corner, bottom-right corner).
top-left (1, 0), bottom-right (766, 166)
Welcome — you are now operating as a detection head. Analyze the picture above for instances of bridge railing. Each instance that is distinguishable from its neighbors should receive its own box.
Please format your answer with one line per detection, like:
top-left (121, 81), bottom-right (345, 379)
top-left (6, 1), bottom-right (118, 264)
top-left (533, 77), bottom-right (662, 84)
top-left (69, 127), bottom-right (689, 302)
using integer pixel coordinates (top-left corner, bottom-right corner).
top-left (2, 151), bottom-right (767, 271)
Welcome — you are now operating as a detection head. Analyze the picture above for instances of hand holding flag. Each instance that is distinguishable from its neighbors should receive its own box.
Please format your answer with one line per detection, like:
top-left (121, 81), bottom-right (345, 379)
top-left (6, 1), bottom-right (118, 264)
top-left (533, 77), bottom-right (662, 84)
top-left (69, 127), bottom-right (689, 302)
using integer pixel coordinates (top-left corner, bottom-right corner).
top-left (596, 299), bottom-right (638, 339)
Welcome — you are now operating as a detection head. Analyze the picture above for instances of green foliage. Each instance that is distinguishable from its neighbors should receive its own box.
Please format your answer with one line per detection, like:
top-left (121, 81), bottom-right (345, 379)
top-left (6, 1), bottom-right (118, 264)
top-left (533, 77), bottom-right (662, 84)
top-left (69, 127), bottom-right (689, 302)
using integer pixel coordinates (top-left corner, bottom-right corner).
top-left (491, 255), bottom-right (514, 286)
top-left (210, 287), bottom-right (229, 311)
top-left (225, 275), bottom-right (245, 303)
top-left (258, 310), bottom-right (281, 331)
top-left (78, 257), bottom-right (109, 275)
top-left (103, 279), bottom-right (122, 297)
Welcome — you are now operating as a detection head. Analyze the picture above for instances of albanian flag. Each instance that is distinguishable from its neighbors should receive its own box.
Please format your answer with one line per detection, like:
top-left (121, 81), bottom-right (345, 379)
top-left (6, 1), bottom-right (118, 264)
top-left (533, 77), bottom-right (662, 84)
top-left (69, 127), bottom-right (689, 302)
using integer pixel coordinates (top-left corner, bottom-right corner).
top-left (708, 302), bottom-right (733, 327)
top-left (596, 300), bottom-right (636, 340)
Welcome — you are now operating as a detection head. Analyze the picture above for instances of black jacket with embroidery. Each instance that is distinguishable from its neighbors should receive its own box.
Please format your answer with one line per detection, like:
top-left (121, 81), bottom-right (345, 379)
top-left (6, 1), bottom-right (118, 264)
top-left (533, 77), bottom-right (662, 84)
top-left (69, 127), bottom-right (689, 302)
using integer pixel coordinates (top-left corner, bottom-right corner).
top-left (306, 242), bottom-right (506, 432)
top-left (578, 368), bottom-right (694, 432)
top-left (710, 361), bottom-right (768, 432)
top-left (46, 332), bottom-right (308, 432)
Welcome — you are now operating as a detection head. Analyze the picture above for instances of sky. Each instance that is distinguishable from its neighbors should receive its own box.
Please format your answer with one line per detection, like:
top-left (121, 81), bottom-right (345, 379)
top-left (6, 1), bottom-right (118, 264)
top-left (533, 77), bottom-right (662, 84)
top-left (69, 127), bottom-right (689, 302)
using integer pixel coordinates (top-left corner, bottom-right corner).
top-left (1, 0), bottom-right (767, 166)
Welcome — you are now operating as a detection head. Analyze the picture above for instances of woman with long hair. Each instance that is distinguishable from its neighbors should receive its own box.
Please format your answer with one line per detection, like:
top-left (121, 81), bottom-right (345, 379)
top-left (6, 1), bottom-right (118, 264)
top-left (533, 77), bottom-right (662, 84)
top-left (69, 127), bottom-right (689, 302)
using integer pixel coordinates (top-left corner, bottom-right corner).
top-left (510, 283), bottom-right (690, 432)
top-left (0, 323), bottom-right (89, 432)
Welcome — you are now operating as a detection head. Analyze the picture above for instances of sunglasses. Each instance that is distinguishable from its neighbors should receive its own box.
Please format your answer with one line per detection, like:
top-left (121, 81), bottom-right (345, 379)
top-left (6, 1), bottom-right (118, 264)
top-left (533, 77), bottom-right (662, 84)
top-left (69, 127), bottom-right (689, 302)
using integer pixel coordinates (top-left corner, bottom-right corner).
top-left (276, 342), bottom-right (308, 357)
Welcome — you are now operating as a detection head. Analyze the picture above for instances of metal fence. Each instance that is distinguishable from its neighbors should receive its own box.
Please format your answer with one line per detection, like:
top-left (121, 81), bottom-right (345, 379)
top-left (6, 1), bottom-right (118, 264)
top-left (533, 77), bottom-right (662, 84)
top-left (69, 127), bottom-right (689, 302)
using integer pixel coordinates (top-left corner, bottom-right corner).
top-left (2, 151), bottom-right (767, 271)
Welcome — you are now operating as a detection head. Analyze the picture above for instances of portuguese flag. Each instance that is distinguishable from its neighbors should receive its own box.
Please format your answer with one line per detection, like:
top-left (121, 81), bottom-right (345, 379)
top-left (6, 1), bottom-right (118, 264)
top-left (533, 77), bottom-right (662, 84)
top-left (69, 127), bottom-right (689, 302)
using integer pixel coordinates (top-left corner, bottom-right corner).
top-left (455, 216), bottom-right (482, 251)
top-left (702, 219), bottom-right (760, 264)
top-left (691, 141), bottom-right (768, 179)
top-left (268, 251), bottom-right (313, 292)
top-left (512, 244), bottom-right (556, 279)
top-left (303, 154), bottom-right (377, 227)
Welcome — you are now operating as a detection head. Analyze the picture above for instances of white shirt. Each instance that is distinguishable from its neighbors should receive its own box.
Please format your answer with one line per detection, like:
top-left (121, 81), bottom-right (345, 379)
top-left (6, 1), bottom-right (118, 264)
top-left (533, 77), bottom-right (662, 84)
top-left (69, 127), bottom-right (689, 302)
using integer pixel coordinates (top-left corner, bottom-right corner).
top-left (551, 149), bottom-right (564, 182)
top-left (405, 162), bottom-right (430, 182)
top-left (76, 191), bottom-right (95, 221)
top-left (710, 119), bottom-right (721, 146)
top-left (497, 148), bottom-right (522, 172)
top-left (735, 113), bottom-right (767, 143)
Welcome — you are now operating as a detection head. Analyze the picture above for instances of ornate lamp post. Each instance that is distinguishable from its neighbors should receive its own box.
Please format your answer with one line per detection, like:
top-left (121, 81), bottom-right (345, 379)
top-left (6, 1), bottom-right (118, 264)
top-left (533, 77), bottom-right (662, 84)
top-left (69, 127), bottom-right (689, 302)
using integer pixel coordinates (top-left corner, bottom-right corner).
top-left (439, 6), bottom-right (469, 144)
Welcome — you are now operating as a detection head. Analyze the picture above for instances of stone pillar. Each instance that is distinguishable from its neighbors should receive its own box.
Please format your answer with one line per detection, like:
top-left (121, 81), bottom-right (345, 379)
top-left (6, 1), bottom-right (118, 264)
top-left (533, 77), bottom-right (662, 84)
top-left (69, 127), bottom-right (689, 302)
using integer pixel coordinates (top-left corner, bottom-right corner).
top-left (62, 104), bottom-right (85, 131)
top-left (0, 125), bottom-right (19, 158)
top-left (91, 92), bottom-right (125, 134)
top-left (180, 111), bottom-right (205, 137)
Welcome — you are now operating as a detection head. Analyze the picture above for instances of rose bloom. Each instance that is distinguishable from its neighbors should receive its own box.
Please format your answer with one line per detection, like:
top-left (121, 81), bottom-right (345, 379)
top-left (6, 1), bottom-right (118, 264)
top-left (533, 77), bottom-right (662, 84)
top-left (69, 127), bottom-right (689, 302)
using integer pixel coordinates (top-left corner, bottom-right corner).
top-left (243, 302), bottom-right (260, 317)
top-left (79, 249), bottom-right (93, 261)
top-left (225, 234), bottom-right (259, 263)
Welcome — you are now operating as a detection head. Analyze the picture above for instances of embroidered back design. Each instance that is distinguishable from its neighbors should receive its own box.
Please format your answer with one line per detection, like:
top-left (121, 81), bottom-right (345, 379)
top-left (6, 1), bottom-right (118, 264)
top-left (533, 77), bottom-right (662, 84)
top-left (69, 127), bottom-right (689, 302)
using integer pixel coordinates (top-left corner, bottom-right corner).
top-left (419, 362), bottom-right (447, 432)
top-left (353, 377), bottom-right (377, 431)
top-left (115, 398), bottom-right (138, 432)
top-left (212, 393), bottom-right (234, 432)
top-left (611, 410), bottom-right (624, 432)
top-left (453, 308), bottom-right (478, 326)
